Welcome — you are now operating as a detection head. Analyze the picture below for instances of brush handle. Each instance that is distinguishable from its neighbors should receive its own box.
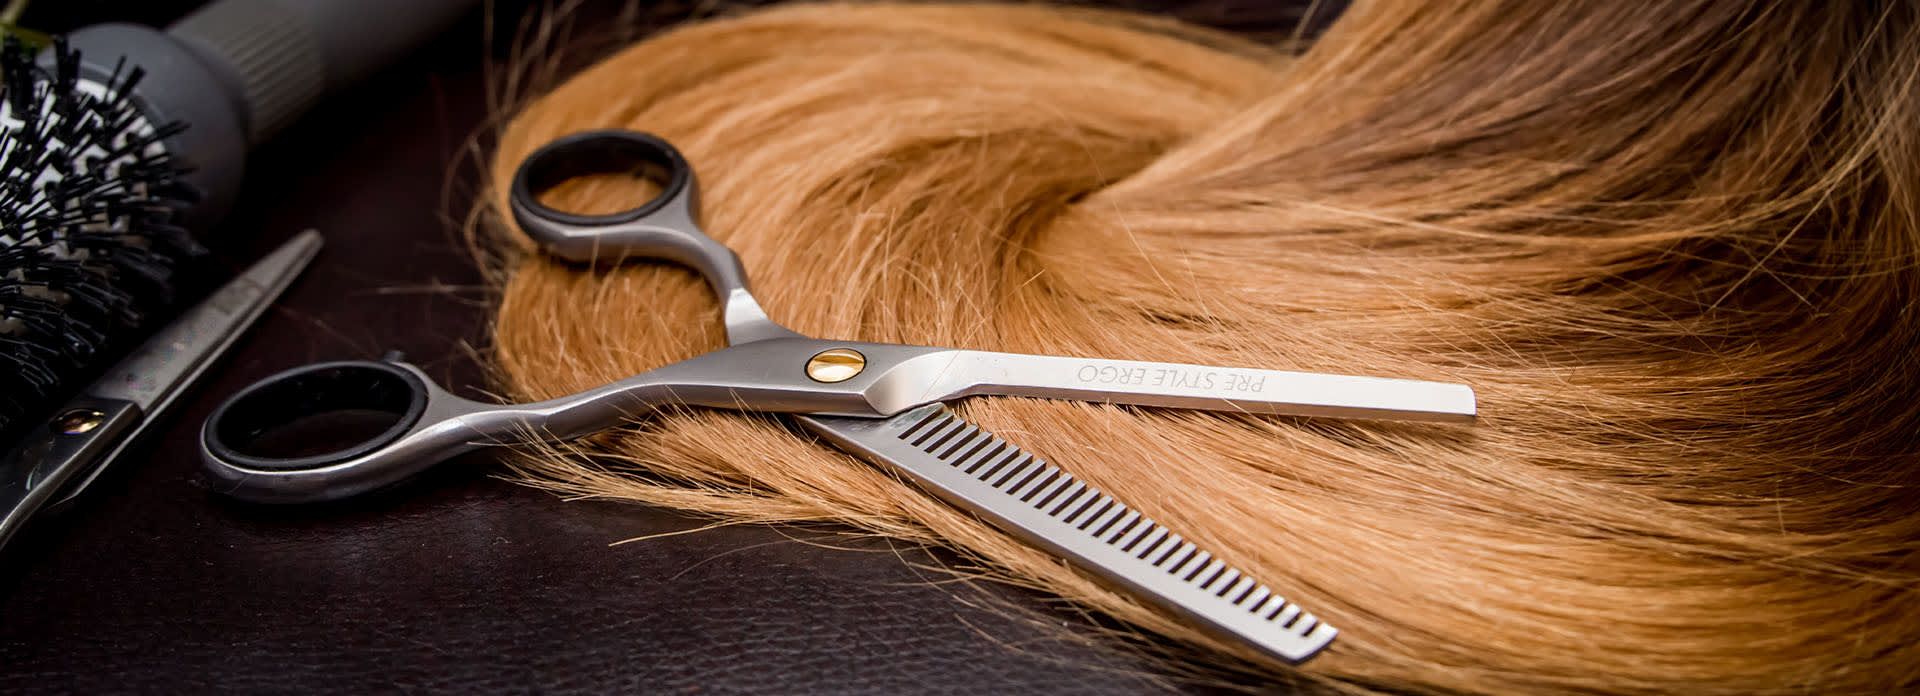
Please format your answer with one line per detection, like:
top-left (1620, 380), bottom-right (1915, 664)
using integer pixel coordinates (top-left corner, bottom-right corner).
top-left (55, 0), bottom-right (476, 233)
top-left (168, 0), bottom-right (477, 144)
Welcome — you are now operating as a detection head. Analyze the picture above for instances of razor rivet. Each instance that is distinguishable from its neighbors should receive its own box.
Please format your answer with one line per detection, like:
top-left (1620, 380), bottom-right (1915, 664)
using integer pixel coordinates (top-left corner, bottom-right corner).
top-left (55, 409), bottom-right (106, 435)
top-left (806, 349), bottom-right (866, 383)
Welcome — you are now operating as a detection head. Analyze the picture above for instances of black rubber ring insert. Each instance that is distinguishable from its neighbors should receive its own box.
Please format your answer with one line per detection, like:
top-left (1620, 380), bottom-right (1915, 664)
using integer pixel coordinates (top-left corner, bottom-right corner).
top-left (508, 129), bottom-right (691, 227)
top-left (202, 360), bottom-right (428, 471)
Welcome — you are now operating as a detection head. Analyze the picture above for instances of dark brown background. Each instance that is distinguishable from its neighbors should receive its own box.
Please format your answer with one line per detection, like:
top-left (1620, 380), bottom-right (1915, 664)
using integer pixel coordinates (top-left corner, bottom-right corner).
top-left (0, 2), bottom-right (1337, 693)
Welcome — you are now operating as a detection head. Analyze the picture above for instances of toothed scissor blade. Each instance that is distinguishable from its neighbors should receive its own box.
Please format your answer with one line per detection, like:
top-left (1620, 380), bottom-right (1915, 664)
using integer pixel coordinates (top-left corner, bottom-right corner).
top-left (796, 405), bottom-right (1337, 663)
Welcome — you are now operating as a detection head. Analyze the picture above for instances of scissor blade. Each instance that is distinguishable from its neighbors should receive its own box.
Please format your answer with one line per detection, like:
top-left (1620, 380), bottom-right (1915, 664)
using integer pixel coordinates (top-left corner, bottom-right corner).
top-left (92, 229), bottom-right (323, 411)
top-left (44, 230), bottom-right (322, 506)
top-left (795, 407), bottom-right (1337, 664)
top-left (902, 351), bottom-right (1475, 423)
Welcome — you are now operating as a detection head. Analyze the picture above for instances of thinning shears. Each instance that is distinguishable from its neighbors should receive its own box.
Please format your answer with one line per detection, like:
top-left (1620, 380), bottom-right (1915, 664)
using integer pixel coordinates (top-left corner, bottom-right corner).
top-left (199, 131), bottom-right (1474, 663)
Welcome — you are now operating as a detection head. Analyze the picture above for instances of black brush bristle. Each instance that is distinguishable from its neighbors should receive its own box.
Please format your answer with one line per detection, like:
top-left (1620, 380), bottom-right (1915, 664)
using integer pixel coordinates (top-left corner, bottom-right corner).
top-left (0, 35), bottom-right (197, 442)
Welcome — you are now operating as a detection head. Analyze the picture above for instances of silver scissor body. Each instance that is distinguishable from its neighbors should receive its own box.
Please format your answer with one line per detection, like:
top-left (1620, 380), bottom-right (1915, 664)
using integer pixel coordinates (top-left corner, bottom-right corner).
top-left (201, 131), bottom-right (1475, 664)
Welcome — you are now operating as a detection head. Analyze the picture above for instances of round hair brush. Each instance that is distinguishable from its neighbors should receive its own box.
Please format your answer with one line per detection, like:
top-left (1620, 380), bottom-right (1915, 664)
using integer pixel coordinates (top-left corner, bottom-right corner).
top-left (0, 36), bottom-right (195, 444)
top-left (0, 0), bottom-right (474, 444)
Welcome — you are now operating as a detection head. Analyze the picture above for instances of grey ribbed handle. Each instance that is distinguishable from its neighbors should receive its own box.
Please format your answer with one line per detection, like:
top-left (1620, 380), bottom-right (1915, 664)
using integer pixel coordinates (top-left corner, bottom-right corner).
top-left (54, 0), bottom-right (477, 233)
top-left (169, 0), bottom-right (474, 144)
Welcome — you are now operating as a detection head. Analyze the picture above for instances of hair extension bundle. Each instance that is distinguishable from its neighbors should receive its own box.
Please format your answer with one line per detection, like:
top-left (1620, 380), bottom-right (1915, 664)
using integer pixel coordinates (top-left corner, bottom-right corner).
top-left (0, 37), bottom-right (193, 443)
top-left (481, 2), bottom-right (1920, 693)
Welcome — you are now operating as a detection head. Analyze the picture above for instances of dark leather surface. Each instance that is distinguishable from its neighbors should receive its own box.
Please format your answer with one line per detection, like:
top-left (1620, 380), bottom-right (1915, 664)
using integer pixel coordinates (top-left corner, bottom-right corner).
top-left (1, 2), bottom-right (1328, 693)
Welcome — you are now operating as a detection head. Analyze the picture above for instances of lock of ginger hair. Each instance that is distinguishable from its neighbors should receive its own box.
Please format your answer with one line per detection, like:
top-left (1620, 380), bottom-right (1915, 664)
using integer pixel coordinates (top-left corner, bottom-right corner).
top-left (481, 1), bottom-right (1920, 693)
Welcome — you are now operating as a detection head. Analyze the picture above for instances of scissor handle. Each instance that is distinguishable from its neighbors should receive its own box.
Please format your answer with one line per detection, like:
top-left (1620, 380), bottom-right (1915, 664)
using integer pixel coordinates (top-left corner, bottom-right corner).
top-left (200, 359), bottom-right (445, 502)
top-left (508, 129), bottom-right (754, 298)
top-left (199, 351), bottom-right (717, 503)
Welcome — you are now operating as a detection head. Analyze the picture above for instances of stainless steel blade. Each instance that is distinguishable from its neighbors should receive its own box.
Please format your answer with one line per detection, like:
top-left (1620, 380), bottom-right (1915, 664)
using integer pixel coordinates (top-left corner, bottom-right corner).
top-left (47, 229), bottom-right (322, 505)
top-left (796, 406), bottom-right (1337, 663)
top-left (93, 229), bottom-right (324, 410)
top-left (896, 350), bottom-right (1475, 424)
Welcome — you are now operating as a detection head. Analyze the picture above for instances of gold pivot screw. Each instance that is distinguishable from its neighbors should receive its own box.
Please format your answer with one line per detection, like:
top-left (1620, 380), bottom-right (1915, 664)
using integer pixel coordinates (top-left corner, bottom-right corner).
top-left (55, 409), bottom-right (107, 435)
top-left (806, 348), bottom-right (866, 383)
